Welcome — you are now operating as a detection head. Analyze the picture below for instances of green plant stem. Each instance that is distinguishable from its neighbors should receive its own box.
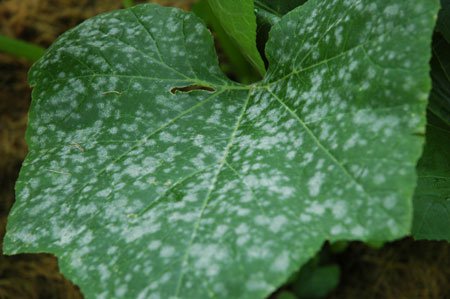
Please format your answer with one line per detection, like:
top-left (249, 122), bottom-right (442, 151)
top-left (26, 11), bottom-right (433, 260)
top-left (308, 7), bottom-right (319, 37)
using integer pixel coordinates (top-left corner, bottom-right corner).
top-left (254, 0), bottom-right (282, 17)
top-left (0, 34), bottom-right (45, 62)
top-left (123, 0), bottom-right (135, 8)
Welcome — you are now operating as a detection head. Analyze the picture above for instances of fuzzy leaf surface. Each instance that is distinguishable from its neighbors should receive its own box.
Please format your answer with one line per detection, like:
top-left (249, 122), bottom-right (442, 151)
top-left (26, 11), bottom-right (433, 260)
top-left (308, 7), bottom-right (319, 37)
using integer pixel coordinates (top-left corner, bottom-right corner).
top-left (4, 1), bottom-right (439, 298)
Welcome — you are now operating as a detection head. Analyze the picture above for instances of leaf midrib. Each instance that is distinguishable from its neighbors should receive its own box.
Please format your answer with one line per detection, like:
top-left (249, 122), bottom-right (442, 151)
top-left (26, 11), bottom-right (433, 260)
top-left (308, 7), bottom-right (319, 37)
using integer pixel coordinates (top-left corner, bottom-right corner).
top-left (173, 90), bottom-right (252, 296)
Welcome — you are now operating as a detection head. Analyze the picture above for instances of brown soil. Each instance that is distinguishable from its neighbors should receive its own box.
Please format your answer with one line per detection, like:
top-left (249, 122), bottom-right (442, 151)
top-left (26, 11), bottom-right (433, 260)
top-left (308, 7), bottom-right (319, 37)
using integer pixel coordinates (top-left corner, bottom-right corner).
top-left (329, 239), bottom-right (450, 299)
top-left (0, 1), bottom-right (449, 298)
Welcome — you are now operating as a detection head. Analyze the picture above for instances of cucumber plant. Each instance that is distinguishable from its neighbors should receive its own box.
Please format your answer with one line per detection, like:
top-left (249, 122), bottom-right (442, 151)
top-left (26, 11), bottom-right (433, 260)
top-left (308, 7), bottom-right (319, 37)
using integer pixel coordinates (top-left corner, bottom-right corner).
top-left (3, 0), bottom-right (449, 298)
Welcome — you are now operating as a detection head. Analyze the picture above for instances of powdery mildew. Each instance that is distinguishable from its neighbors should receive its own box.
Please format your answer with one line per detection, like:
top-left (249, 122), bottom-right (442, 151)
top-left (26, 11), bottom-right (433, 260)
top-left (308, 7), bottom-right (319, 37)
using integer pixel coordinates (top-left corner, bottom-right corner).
top-left (4, 0), bottom-right (439, 298)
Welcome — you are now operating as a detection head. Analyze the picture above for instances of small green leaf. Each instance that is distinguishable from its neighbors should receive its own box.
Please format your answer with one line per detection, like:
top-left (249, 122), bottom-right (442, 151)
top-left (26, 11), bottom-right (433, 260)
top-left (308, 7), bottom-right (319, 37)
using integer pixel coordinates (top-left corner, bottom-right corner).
top-left (4, 1), bottom-right (439, 298)
top-left (208, 0), bottom-right (266, 76)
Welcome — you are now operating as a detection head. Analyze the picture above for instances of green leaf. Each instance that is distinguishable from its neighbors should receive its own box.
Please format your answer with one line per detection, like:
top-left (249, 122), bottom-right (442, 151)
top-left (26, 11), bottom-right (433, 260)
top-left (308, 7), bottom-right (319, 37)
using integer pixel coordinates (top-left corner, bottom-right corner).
top-left (429, 36), bottom-right (450, 124)
top-left (438, 0), bottom-right (450, 42)
top-left (253, 0), bottom-right (307, 66)
top-left (4, 1), bottom-right (439, 299)
top-left (193, 0), bottom-right (260, 83)
top-left (254, 0), bottom-right (307, 30)
top-left (412, 112), bottom-right (450, 240)
top-left (412, 27), bottom-right (450, 241)
top-left (208, 0), bottom-right (266, 76)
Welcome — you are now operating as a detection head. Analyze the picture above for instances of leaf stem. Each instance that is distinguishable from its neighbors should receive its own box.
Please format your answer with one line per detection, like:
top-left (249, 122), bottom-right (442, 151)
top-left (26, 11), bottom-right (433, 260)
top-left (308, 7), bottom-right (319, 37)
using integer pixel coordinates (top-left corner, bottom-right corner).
top-left (122, 0), bottom-right (135, 8)
top-left (0, 34), bottom-right (45, 62)
top-left (254, 0), bottom-right (282, 17)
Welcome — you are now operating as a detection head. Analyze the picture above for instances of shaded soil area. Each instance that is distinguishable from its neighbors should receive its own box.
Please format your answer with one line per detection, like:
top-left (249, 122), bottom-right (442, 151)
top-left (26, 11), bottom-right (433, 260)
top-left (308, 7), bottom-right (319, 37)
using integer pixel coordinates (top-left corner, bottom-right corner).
top-left (328, 240), bottom-right (450, 299)
top-left (0, 1), bottom-right (449, 298)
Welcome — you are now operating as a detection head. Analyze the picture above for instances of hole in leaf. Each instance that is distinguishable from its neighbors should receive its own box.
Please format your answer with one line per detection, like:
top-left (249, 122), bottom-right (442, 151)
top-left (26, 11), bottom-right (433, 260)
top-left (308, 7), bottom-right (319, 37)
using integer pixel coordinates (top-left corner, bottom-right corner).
top-left (170, 85), bottom-right (215, 94)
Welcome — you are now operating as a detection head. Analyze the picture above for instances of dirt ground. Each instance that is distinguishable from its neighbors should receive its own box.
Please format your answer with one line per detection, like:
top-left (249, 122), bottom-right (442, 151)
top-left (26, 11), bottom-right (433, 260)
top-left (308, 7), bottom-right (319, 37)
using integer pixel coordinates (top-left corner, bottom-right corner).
top-left (0, 1), bottom-right (449, 298)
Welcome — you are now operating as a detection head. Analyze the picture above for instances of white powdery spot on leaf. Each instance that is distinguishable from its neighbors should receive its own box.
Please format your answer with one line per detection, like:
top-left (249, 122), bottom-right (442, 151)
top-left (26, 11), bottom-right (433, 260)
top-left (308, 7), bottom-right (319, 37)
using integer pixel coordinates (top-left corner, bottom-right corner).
top-left (307, 172), bottom-right (325, 197)
top-left (4, 1), bottom-right (439, 299)
top-left (271, 251), bottom-right (290, 272)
